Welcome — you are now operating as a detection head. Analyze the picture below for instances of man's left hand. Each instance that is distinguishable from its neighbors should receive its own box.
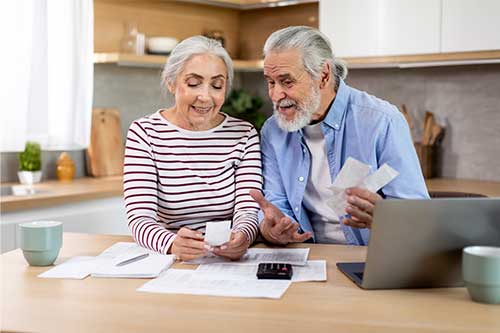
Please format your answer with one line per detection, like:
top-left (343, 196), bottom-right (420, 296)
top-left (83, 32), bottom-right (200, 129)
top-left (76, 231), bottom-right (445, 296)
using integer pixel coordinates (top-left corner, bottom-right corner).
top-left (342, 187), bottom-right (382, 229)
top-left (212, 231), bottom-right (250, 260)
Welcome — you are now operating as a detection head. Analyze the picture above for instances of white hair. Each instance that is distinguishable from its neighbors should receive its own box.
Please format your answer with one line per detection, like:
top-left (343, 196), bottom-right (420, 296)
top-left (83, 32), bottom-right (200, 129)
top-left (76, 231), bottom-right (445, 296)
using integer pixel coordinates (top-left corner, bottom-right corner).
top-left (161, 35), bottom-right (233, 97)
top-left (263, 26), bottom-right (347, 88)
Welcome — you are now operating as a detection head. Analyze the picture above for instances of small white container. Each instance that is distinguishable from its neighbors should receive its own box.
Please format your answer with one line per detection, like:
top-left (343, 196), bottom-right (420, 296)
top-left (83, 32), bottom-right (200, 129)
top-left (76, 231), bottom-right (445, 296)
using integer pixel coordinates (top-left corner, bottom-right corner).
top-left (18, 171), bottom-right (42, 186)
top-left (147, 37), bottom-right (178, 54)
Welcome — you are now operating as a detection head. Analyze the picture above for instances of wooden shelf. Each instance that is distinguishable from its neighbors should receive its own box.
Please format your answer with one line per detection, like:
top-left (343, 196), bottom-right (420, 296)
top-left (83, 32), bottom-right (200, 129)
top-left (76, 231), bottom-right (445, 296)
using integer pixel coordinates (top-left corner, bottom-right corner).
top-left (95, 50), bottom-right (500, 71)
top-left (345, 50), bottom-right (500, 68)
top-left (94, 52), bottom-right (264, 71)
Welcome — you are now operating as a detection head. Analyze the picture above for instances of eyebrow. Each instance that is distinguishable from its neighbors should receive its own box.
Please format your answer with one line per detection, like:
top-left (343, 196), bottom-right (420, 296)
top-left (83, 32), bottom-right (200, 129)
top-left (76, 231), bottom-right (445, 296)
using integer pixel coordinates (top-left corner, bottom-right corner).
top-left (263, 74), bottom-right (294, 81)
top-left (185, 73), bottom-right (226, 80)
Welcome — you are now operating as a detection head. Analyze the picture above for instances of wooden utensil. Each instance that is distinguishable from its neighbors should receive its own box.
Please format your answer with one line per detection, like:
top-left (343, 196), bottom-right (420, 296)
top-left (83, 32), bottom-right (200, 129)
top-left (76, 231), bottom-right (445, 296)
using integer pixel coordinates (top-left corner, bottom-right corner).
top-left (421, 111), bottom-right (435, 145)
top-left (86, 108), bottom-right (124, 177)
top-left (400, 104), bottom-right (414, 130)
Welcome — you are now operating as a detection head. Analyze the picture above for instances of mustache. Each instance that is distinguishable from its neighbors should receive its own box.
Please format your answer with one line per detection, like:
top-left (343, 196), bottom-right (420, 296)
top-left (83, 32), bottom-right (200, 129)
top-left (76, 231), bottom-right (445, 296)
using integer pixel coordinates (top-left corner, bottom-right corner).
top-left (273, 98), bottom-right (297, 110)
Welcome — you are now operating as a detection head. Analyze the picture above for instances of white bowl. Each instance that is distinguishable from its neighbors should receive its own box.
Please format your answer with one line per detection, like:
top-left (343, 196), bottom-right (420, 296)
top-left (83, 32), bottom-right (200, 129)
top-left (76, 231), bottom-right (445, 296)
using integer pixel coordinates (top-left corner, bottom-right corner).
top-left (147, 37), bottom-right (178, 54)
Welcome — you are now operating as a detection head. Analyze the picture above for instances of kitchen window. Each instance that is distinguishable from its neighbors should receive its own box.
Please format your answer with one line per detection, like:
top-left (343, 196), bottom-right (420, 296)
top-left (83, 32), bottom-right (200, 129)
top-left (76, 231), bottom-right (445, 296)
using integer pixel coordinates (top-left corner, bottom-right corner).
top-left (0, 0), bottom-right (94, 152)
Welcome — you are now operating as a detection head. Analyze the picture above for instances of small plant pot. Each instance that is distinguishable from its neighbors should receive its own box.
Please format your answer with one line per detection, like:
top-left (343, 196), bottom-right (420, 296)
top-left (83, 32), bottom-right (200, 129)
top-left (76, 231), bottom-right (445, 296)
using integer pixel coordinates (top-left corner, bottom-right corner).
top-left (18, 171), bottom-right (42, 186)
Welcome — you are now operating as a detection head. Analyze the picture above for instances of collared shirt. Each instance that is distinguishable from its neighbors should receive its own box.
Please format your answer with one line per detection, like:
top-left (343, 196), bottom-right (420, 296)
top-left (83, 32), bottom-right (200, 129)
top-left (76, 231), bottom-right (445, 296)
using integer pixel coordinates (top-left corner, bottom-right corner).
top-left (259, 80), bottom-right (429, 245)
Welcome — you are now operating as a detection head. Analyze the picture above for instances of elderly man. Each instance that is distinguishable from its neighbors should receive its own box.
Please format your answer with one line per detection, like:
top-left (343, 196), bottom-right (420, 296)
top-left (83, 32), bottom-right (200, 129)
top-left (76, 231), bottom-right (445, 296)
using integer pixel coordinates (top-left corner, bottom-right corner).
top-left (250, 26), bottom-right (428, 246)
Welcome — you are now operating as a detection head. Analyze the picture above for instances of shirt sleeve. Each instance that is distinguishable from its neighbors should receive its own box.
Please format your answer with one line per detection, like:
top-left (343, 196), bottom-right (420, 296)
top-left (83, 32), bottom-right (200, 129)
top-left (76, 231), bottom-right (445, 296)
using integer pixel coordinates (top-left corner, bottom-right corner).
top-left (376, 110), bottom-right (430, 199)
top-left (231, 127), bottom-right (262, 244)
top-left (259, 122), bottom-right (297, 223)
top-left (123, 121), bottom-right (176, 254)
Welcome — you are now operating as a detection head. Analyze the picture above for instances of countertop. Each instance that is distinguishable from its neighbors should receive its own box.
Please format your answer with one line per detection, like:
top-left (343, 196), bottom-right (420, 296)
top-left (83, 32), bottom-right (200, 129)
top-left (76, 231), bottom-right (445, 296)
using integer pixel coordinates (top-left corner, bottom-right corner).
top-left (0, 176), bottom-right (123, 212)
top-left (1, 176), bottom-right (499, 213)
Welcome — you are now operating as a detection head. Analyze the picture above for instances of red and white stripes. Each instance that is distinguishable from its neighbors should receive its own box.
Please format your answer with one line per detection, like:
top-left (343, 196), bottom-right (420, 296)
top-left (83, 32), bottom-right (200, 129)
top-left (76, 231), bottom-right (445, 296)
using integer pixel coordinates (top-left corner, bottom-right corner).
top-left (123, 111), bottom-right (262, 254)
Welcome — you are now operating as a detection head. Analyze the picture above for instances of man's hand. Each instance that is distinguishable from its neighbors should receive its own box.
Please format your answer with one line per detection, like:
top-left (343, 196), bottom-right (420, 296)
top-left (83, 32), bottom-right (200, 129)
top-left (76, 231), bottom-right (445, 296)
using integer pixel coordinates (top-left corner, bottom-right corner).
top-left (212, 231), bottom-right (250, 260)
top-left (169, 227), bottom-right (207, 261)
top-left (342, 187), bottom-right (382, 229)
top-left (249, 190), bottom-right (312, 245)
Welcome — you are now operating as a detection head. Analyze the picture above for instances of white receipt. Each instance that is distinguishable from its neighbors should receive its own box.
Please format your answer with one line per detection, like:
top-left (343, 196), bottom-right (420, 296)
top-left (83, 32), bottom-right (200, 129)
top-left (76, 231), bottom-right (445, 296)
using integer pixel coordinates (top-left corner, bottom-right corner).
top-left (204, 220), bottom-right (231, 246)
top-left (138, 268), bottom-right (291, 299)
top-left (326, 158), bottom-right (399, 219)
top-left (196, 260), bottom-right (327, 283)
top-left (38, 256), bottom-right (97, 279)
top-left (185, 247), bottom-right (310, 266)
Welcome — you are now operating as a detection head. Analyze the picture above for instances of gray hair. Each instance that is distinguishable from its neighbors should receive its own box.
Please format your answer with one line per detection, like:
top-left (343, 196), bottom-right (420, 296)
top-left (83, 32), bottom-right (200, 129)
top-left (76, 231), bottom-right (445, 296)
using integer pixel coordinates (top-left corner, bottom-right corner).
top-left (161, 35), bottom-right (233, 98)
top-left (263, 26), bottom-right (347, 88)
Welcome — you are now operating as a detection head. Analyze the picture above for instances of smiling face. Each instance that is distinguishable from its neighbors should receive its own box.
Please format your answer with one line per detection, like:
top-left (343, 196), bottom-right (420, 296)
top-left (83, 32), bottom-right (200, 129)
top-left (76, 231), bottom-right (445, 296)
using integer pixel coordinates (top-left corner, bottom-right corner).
top-left (167, 53), bottom-right (227, 131)
top-left (264, 49), bottom-right (322, 132)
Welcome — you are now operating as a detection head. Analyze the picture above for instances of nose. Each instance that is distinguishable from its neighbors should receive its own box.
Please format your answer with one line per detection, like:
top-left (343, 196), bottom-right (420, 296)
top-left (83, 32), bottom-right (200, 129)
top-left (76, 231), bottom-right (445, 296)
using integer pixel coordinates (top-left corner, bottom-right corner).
top-left (197, 84), bottom-right (211, 102)
top-left (269, 85), bottom-right (286, 103)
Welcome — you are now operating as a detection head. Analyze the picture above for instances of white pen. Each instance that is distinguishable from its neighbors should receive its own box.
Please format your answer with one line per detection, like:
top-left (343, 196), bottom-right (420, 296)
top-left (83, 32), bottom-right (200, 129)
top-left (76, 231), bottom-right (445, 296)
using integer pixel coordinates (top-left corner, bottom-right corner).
top-left (115, 253), bottom-right (149, 267)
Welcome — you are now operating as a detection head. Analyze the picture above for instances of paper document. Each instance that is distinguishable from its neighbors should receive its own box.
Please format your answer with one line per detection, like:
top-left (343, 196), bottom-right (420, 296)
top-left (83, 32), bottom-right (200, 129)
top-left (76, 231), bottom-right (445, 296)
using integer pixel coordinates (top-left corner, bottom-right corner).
top-left (326, 157), bottom-right (399, 219)
top-left (92, 242), bottom-right (176, 278)
top-left (38, 256), bottom-right (98, 279)
top-left (138, 268), bottom-right (291, 299)
top-left (204, 220), bottom-right (231, 246)
top-left (185, 247), bottom-right (310, 266)
top-left (196, 260), bottom-right (327, 282)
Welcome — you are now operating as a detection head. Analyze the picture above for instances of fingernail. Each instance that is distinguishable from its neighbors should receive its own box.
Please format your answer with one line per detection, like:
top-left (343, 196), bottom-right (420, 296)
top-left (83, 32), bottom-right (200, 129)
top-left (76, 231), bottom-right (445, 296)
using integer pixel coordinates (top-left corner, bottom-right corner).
top-left (346, 189), bottom-right (352, 194)
top-left (220, 245), bottom-right (227, 250)
top-left (204, 244), bottom-right (212, 250)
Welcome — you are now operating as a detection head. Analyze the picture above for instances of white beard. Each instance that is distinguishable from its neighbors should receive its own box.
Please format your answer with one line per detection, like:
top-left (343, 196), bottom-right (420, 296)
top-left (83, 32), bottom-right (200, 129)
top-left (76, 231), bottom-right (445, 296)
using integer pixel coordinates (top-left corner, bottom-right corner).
top-left (273, 86), bottom-right (321, 132)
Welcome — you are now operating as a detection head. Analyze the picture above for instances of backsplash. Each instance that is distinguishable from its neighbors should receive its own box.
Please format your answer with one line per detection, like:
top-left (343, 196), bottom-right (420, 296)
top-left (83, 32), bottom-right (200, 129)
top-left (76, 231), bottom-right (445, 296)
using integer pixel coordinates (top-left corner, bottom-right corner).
top-left (2, 63), bottom-right (499, 183)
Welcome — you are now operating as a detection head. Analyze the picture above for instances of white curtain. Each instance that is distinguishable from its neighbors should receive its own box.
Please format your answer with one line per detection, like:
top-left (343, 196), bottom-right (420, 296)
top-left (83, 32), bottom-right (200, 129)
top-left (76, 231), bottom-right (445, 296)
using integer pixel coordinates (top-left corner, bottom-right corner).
top-left (0, 0), bottom-right (93, 152)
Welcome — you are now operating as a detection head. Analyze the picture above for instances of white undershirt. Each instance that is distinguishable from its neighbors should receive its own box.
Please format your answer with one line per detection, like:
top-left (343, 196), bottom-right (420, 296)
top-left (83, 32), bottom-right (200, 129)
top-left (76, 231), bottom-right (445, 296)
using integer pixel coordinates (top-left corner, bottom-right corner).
top-left (302, 123), bottom-right (347, 244)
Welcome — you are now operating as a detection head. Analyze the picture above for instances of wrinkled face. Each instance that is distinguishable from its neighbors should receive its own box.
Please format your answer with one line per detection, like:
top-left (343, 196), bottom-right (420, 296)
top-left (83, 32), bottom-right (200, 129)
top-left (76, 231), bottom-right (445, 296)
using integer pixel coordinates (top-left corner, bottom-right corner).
top-left (264, 49), bottom-right (320, 132)
top-left (169, 53), bottom-right (227, 130)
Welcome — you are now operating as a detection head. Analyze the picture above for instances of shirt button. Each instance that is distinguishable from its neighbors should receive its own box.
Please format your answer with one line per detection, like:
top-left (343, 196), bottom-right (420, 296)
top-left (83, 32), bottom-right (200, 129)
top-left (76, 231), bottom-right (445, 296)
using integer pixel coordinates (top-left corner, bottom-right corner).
top-left (295, 207), bottom-right (299, 212)
top-left (302, 148), bottom-right (306, 153)
top-left (334, 124), bottom-right (339, 129)
top-left (298, 176), bottom-right (304, 182)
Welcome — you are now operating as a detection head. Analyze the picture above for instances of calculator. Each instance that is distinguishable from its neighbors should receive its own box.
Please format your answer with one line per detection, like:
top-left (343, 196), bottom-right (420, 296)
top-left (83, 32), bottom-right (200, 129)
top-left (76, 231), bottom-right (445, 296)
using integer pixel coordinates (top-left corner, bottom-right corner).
top-left (256, 262), bottom-right (293, 280)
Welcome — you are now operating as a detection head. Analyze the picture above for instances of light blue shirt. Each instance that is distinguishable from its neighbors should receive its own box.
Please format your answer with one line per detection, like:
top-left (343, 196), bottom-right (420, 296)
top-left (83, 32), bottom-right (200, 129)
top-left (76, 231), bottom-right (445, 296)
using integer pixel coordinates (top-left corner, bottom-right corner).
top-left (259, 80), bottom-right (429, 245)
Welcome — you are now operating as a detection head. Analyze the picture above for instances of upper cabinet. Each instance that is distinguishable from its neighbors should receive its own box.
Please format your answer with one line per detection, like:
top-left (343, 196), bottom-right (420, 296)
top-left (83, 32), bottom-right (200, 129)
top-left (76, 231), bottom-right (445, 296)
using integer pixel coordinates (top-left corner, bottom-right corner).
top-left (441, 0), bottom-right (500, 52)
top-left (320, 0), bottom-right (500, 63)
top-left (320, 0), bottom-right (441, 58)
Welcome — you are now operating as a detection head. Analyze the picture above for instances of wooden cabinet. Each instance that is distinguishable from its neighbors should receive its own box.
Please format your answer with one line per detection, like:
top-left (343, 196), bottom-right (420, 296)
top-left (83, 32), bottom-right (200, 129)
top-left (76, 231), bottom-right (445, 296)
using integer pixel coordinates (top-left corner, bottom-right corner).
top-left (320, 0), bottom-right (440, 57)
top-left (441, 0), bottom-right (500, 52)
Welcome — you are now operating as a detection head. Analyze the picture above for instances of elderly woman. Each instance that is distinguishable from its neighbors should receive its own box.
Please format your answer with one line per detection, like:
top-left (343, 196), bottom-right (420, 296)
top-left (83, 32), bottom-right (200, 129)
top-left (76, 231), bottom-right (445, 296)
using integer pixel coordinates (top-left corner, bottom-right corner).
top-left (123, 36), bottom-right (262, 261)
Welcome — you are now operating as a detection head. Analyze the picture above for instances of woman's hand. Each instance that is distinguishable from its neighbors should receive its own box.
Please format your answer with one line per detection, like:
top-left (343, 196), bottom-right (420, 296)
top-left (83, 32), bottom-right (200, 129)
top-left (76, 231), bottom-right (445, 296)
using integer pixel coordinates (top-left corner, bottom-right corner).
top-left (212, 231), bottom-right (250, 260)
top-left (169, 227), bottom-right (207, 261)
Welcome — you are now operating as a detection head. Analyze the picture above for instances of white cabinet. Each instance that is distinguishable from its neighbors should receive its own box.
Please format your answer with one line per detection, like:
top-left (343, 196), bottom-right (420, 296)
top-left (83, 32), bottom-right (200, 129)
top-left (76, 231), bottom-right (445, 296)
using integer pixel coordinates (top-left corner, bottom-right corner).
top-left (441, 0), bottom-right (500, 52)
top-left (1, 197), bottom-right (129, 253)
top-left (320, 0), bottom-right (441, 57)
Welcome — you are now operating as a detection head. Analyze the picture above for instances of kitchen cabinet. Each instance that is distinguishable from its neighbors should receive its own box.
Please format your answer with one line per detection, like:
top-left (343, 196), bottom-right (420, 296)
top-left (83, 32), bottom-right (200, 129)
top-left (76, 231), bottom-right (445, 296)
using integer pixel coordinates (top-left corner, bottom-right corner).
top-left (320, 0), bottom-right (440, 58)
top-left (441, 0), bottom-right (500, 53)
top-left (1, 197), bottom-right (129, 253)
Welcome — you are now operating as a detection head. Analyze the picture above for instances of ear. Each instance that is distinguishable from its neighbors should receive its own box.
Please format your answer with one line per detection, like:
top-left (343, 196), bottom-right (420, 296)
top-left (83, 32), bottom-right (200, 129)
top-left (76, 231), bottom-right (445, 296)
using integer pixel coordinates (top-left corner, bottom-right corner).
top-left (167, 81), bottom-right (176, 95)
top-left (319, 62), bottom-right (332, 89)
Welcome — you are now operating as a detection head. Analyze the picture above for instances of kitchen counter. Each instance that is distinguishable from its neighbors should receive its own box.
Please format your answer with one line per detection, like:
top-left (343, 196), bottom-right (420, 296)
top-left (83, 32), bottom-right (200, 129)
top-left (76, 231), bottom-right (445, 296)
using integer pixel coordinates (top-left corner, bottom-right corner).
top-left (425, 178), bottom-right (500, 197)
top-left (1, 177), bottom-right (499, 213)
top-left (0, 176), bottom-right (123, 212)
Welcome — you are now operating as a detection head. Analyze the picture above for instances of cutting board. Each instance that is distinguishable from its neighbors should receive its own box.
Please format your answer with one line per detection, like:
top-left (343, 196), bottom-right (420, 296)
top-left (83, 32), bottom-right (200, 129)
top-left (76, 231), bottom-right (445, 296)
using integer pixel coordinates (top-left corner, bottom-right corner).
top-left (86, 108), bottom-right (124, 177)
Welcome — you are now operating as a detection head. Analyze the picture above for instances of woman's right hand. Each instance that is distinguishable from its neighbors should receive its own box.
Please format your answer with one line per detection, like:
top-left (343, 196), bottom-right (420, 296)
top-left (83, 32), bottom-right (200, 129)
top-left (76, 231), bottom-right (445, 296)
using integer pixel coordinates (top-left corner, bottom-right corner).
top-left (169, 227), bottom-right (207, 261)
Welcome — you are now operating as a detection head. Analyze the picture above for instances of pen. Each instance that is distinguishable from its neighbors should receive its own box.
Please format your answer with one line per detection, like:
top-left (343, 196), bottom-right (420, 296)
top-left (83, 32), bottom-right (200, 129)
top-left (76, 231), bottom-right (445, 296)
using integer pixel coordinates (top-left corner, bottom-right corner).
top-left (115, 253), bottom-right (149, 267)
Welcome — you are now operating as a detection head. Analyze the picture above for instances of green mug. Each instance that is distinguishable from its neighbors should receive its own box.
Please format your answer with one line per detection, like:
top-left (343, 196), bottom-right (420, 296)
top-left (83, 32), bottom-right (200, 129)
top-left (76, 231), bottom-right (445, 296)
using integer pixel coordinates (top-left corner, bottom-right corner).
top-left (463, 246), bottom-right (500, 304)
top-left (18, 221), bottom-right (63, 266)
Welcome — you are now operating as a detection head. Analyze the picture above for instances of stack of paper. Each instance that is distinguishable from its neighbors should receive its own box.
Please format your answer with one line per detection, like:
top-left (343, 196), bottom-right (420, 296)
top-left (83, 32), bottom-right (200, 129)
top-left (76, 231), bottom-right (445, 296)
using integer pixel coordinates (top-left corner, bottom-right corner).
top-left (92, 242), bottom-right (175, 278)
top-left (138, 268), bottom-right (291, 299)
top-left (38, 242), bottom-right (175, 279)
top-left (195, 260), bottom-right (327, 283)
top-left (185, 247), bottom-right (310, 266)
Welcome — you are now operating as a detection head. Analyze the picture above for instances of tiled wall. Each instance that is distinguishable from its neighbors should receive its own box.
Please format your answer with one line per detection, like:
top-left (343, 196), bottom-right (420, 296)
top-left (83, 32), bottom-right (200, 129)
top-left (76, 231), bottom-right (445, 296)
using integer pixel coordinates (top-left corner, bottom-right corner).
top-left (2, 63), bottom-right (499, 183)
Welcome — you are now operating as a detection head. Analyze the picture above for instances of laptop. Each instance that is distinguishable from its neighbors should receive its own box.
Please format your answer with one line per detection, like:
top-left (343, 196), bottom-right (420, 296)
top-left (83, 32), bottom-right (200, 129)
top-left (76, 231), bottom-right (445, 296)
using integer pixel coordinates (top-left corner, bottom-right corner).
top-left (337, 198), bottom-right (500, 289)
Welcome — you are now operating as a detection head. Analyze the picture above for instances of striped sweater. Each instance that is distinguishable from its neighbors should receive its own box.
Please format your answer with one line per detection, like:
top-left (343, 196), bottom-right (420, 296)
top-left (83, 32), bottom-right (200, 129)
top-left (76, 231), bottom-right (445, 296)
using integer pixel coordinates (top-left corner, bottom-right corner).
top-left (123, 111), bottom-right (262, 254)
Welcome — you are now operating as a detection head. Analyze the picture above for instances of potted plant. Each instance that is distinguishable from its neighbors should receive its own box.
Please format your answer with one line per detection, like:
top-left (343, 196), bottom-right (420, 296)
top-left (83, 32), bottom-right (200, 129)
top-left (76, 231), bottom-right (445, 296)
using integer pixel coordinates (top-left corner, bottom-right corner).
top-left (221, 89), bottom-right (266, 130)
top-left (18, 142), bottom-right (42, 185)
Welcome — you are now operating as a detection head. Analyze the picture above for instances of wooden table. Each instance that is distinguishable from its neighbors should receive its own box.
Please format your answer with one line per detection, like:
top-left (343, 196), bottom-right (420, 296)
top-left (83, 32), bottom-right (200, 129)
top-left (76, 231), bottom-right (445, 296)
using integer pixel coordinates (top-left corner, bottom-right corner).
top-left (425, 178), bottom-right (500, 197)
top-left (2, 233), bottom-right (499, 333)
